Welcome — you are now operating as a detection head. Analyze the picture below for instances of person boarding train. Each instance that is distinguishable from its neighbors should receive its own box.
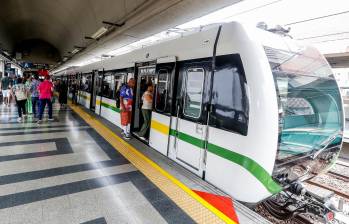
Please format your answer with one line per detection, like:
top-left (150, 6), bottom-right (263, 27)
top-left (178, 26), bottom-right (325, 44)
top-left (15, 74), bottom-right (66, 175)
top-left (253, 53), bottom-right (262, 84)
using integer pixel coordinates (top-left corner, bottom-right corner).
top-left (137, 83), bottom-right (153, 141)
top-left (119, 78), bottom-right (135, 140)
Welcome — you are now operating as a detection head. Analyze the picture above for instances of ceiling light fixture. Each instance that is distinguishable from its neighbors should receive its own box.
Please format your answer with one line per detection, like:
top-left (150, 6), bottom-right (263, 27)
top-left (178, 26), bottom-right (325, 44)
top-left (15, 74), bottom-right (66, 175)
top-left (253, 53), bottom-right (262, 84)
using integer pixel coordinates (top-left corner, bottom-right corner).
top-left (74, 46), bottom-right (85, 49)
top-left (71, 48), bottom-right (79, 54)
top-left (102, 21), bottom-right (125, 27)
top-left (91, 27), bottom-right (108, 39)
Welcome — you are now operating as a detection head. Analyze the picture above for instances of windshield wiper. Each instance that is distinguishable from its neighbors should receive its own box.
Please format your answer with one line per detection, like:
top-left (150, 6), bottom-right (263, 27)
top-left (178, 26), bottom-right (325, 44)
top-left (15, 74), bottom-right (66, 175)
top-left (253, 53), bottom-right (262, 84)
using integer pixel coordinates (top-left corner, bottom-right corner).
top-left (311, 131), bottom-right (341, 160)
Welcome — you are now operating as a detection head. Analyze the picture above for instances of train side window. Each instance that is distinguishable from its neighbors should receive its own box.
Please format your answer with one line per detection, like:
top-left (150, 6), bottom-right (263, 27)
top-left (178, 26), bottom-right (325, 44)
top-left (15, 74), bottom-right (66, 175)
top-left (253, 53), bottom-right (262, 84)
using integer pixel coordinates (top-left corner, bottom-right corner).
top-left (86, 75), bottom-right (92, 92)
top-left (209, 54), bottom-right (249, 136)
top-left (114, 74), bottom-right (125, 108)
top-left (80, 76), bottom-right (86, 91)
top-left (102, 74), bottom-right (114, 99)
top-left (155, 69), bottom-right (169, 112)
top-left (183, 67), bottom-right (205, 119)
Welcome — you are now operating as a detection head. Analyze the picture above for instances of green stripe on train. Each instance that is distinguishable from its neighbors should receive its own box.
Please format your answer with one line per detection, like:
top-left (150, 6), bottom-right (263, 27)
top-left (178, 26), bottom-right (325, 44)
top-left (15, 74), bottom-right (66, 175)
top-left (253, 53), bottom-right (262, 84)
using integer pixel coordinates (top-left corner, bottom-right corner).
top-left (170, 129), bottom-right (282, 194)
top-left (207, 143), bottom-right (282, 194)
top-left (100, 102), bottom-right (120, 113)
top-left (170, 129), bottom-right (206, 148)
top-left (99, 105), bottom-right (281, 193)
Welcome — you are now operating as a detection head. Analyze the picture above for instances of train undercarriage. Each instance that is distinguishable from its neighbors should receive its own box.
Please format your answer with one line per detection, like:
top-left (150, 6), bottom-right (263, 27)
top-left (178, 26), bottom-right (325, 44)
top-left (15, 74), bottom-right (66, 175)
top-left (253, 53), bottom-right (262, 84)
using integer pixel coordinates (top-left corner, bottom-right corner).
top-left (261, 182), bottom-right (349, 223)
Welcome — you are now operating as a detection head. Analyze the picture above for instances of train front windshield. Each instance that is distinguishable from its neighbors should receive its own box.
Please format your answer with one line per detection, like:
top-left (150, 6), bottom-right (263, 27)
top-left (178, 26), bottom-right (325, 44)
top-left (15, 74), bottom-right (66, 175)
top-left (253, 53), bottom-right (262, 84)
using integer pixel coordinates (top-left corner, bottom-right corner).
top-left (264, 46), bottom-right (343, 163)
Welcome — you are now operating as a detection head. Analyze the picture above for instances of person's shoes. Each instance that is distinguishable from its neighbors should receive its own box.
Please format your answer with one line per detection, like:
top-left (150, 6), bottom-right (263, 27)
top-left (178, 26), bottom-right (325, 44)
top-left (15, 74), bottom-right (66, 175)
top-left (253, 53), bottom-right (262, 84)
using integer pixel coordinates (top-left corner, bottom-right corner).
top-left (123, 134), bottom-right (131, 140)
top-left (48, 118), bottom-right (54, 122)
top-left (17, 117), bottom-right (22, 122)
top-left (37, 120), bottom-right (42, 124)
top-left (23, 114), bottom-right (27, 119)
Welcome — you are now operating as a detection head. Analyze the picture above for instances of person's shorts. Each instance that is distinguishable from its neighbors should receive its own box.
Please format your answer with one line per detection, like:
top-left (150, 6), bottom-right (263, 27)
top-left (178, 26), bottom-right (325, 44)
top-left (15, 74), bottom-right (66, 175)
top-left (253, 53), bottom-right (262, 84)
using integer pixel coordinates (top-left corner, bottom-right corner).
top-left (121, 111), bottom-right (132, 126)
top-left (2, 90), bottom-right (9, 98)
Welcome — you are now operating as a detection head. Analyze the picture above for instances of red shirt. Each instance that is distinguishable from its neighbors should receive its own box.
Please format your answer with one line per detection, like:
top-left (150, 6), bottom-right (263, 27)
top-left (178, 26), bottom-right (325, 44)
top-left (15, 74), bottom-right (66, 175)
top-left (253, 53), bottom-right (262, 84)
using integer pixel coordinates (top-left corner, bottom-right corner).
top-left (38, 80), bottom-right (53, 99)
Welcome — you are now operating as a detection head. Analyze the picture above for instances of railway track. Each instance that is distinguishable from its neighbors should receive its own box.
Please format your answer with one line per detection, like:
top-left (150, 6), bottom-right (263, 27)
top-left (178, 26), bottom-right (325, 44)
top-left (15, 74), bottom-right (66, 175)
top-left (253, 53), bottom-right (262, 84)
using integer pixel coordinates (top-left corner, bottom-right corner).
top-left (327, 170), bottom-right (349, 182)
top-left (306, 162), bottom-right (349, 200)
top-left (307, 179), bottom-right (349, 200)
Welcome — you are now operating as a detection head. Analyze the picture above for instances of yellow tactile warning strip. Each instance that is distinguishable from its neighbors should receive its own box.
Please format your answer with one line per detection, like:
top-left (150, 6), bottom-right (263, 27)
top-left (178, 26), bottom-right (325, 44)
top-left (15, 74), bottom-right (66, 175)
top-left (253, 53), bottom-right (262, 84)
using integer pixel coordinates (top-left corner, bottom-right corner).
top-left (69, 103), bottom-right (237, 224)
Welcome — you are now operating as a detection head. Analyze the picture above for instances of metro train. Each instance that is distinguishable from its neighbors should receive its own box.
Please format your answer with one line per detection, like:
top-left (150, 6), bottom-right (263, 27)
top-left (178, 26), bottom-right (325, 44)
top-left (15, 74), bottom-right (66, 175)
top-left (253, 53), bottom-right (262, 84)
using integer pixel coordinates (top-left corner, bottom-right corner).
top-left (56, 21), bottom-right (343, 208)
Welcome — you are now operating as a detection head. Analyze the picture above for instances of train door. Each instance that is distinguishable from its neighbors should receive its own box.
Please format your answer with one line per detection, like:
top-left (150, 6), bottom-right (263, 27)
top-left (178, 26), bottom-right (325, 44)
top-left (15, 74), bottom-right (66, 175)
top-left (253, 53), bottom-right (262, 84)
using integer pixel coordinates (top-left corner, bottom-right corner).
top-left (169, 61), bottom-right (211, 177)
top-left (148, 57), bottom-right (176, 155)
top-left (131, 63), bottom-right (156, 138)
top-left (90, 70), bottom-right (102, 112)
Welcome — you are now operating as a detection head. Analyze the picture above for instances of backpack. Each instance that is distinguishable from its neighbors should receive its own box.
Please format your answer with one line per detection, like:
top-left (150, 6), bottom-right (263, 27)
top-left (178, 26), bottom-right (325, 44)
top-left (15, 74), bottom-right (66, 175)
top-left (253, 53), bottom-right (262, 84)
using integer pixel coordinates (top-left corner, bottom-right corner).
top-left (14, 84), bottom-right (27, 101)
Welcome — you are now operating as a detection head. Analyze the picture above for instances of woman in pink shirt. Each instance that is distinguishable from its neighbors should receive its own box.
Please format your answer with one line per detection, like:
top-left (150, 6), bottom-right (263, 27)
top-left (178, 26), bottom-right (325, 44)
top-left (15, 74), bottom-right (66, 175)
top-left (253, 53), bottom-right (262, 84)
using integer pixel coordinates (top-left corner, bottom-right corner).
top-left (37, 75), bottom-right (54, 123)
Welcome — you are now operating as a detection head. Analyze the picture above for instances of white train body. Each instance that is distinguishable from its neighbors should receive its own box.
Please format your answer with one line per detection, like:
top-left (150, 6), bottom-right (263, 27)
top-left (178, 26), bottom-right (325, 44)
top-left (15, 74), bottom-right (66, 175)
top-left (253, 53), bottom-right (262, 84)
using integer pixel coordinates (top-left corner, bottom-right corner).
top-left (56, 22), bottom-right (343, 203)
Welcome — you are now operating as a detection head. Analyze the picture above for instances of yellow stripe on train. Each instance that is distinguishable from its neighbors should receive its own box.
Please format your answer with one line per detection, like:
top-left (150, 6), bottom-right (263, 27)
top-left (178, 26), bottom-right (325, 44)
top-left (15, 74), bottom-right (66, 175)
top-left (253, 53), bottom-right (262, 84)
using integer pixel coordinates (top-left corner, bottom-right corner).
top-left (151, 120), bottom-right (170, 135)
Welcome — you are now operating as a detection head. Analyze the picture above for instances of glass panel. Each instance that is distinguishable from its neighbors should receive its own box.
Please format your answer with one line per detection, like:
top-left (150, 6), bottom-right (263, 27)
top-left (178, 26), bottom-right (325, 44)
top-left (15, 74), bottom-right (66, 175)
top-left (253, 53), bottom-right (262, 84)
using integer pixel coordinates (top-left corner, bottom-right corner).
top-left (81, 74), bottom-right (92, 92)
top-left (209, 54), bottom-right (249, 135)
top-left (87, 75), bottom-right (92, 92)
top-left (102, 74), bottom-right (114, 98)
top-left (183, 68), bottom-right (205, 119)
top-left (114, 74), bottom-right (125, 108)
top-left (265, 46), bottom-right (343, 162)
top-left (155, 69), bottom-right (169, 112)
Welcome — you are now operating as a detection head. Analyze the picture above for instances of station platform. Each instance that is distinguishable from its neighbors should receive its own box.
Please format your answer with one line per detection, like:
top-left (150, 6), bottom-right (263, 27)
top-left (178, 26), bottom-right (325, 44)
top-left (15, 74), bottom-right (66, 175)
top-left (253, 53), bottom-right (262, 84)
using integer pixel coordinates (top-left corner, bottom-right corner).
top-left (0, 102), bottom-right (271, 224)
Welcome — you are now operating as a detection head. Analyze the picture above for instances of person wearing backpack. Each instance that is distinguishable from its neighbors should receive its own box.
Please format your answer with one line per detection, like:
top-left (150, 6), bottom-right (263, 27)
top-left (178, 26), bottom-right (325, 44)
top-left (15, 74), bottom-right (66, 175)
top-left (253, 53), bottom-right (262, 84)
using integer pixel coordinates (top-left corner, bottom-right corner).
top-left (12, 77), bottom-right (28, 122)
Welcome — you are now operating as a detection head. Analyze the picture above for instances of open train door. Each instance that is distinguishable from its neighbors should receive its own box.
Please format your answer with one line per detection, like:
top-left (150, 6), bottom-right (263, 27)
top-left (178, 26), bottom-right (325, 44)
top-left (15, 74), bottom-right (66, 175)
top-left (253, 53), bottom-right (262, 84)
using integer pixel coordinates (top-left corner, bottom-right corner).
top-left (148, 56), bottom-right (177, 156)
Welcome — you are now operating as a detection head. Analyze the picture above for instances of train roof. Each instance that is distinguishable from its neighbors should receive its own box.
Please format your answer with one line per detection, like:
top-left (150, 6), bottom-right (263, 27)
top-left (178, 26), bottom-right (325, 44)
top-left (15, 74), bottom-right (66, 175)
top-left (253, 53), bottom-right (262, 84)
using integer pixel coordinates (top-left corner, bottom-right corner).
top-left (54, 21), bottom-right (305, 76)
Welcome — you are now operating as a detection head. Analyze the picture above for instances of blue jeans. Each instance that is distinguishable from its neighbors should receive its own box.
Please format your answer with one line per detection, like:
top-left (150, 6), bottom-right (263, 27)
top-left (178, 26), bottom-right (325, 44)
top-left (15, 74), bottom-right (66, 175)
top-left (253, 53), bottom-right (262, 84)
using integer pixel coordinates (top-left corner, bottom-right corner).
top-left (39, 99), bottom-right (52, 120)
top-left (31, 97), bottom-right (39, 118)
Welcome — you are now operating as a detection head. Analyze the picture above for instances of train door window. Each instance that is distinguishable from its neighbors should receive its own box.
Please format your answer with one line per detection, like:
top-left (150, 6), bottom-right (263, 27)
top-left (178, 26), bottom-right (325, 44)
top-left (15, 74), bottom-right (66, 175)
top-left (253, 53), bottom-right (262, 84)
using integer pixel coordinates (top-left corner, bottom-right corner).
top-left (114, 73), bottom-right (126, 108)
top-left (81, 75), bottom-right (88, 91)
top-left (209, 54), bottom-right (249, 136)
top-left (88, 75), bottom-right (93, 92)
top-left (183, 67), bottom-right (205, 119)
top-left (82, 74), bottom-right (92, 92)
top-left (155, 69), bottom-right (169, 113)
top-left (114, 73), bottom-right (126, 92)
top-left (102, 73), bottom-right (114, 98)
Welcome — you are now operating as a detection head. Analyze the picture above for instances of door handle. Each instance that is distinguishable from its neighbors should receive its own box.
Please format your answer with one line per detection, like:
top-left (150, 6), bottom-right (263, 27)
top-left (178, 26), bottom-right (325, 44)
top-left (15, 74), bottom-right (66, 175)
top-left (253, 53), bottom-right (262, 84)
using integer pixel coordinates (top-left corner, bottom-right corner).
top-left (196, 123), bottom-right (203, 134)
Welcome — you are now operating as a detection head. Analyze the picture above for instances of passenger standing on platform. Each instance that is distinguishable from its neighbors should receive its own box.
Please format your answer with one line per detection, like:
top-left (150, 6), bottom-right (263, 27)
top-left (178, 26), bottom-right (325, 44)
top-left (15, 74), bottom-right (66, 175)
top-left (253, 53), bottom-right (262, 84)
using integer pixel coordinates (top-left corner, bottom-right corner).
top-left (120, 78), bottom-right (135, 140)
top-left (71, 81), bottom-right (78, 105)
top-left (58, 81), bottom-right (68, 109)
top-left (138, 83), bottom-right (153, 140)
top-left (25, 74), bottom-right (32, 115)
top-left (37, 75), bottom-right (54, 123)
top-left (12, 77), bottom-right (28, 122)
top-left (30, 74), bottom-right (40, 119)
top-left (0, 73), bottom-right (11, 107)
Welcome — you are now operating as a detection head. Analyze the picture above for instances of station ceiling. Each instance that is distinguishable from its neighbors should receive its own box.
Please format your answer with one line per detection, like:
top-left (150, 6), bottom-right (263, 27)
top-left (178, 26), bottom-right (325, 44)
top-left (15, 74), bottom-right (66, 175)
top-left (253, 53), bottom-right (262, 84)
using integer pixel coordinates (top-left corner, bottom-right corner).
top-left (0, 0), bottom-right (239, 66)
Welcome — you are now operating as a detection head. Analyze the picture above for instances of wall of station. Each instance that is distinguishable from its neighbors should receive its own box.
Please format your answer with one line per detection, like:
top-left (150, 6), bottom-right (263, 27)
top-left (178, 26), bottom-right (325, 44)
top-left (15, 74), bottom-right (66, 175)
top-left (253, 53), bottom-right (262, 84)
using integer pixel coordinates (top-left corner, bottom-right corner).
top-left (0, 60), bottom-right (4, 78)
